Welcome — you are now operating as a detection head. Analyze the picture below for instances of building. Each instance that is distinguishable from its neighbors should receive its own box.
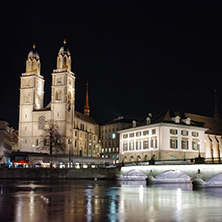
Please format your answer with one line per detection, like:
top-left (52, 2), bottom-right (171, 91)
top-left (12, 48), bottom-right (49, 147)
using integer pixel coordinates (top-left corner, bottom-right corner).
top-left (185, 113), bottom-right (222, 162)
top-left (0, 119), bottom-right (13, 164)
top-left (18, 41), bottom-right (100, 156)
top-left (100, 117), bottom-right (133, 163)
top-left (119, 110), bottom-right (222, 162)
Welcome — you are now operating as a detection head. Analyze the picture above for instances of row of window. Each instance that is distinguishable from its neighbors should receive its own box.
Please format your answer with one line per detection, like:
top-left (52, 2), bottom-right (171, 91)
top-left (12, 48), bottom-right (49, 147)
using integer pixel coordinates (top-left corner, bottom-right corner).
top-left (101, 147), bottom-right (119, 153)
top-left (123, 155), bottom-right (148, 162)
top-left (102, 127), bottom-right (118, 134)
top-left (170, 138), bottom-right (200, 150)
top-left (123, 138), bottom-right (158, 151)
top-left (103, 140), bottom-right (116, 147)
top-left (74, 122), bottom-right (92, 133)
top-left (122, 138), bottom-right (200, 151)
top-left (170, 129), bottom-right (199, 137)
top-left (123, 129), bottom-right (156, 139)
top-left (75, 131), bottom-right (96, 141)
top-left (23, 138), bottom-right (98, 150)
top-left (56, 77), bottom-right (73, 86)
top-left (102, 133), bottom-right (117, 140)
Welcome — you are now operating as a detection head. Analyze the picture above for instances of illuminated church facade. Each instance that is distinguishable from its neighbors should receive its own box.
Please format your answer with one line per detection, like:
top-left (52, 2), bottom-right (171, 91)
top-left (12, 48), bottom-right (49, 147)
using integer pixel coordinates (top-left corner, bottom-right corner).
top-left (18, 41), bottom-right (100, 156)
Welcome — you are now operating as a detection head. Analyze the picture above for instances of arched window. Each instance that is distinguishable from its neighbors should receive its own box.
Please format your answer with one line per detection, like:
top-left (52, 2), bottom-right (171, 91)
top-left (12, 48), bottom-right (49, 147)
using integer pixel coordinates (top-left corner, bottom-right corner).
top-left (57, 77), bottom-right (62, 84)
top-left (38, 116), bottom-right (45, 129)
top-left (56, 90), bottom-right (62, 101)
top-left (25, 93), bottom-right (30, 103)
top-left (130, 156), bottom-right (134, 162)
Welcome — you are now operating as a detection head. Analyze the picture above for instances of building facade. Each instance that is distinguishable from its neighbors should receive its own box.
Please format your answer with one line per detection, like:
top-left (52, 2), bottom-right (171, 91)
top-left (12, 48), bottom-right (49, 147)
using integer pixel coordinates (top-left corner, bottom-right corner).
top-left (0, 120), bottom-right (13, 164)
top-left (100, 117), bottom-right (133, 163)
top-left (118, 110), bottom-right (221, 162)
top-left (18, 42), bottom-right (100, 156)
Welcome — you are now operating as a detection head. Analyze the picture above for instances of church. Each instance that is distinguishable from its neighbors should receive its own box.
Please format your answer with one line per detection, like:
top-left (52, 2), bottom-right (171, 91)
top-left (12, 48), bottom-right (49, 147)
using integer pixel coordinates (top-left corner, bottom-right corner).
top-left (18, 41), bottom-right (101, 157)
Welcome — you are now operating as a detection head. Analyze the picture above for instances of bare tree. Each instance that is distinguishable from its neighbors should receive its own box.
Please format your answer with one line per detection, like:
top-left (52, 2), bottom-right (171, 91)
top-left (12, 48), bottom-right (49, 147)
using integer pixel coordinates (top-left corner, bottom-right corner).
top-left (38, 121), bottom-right (65, 155)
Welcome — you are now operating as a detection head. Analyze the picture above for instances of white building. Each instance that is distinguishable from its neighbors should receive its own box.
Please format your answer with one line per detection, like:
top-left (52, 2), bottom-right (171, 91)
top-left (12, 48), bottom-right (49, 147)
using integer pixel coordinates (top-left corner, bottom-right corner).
top-left (18, 41), bottom-right (100, 156)
top-left (119, 110), bottom-right (222, 162)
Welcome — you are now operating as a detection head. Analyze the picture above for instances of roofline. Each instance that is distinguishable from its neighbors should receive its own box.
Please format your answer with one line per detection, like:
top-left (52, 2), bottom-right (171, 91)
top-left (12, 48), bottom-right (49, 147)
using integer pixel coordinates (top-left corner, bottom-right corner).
top-left (118, 122), bottom-right (208, 133)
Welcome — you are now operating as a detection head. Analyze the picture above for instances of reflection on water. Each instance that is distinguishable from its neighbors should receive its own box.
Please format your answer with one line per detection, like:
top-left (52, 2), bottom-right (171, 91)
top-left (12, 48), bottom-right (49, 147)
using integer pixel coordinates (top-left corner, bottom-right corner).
top-left (0, 179), bottom-right (222, 222)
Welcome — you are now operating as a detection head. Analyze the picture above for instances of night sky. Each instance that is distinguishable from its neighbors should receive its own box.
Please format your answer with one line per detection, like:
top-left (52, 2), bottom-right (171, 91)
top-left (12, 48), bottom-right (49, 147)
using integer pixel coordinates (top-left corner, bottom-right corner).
top-left (1, 0), bottom-right (222, 129)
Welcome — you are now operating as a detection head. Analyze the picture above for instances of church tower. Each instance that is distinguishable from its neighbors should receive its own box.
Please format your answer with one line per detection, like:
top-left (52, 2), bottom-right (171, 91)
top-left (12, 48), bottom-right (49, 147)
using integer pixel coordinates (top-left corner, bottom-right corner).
top-left (51, 40), bottom-right (75, 153)
top-left (18, 45), bottom-right (45, 150)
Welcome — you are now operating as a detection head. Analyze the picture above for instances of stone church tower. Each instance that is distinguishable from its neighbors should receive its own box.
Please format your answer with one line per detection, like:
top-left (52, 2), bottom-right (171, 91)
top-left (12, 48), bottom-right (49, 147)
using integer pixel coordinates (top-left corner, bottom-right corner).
top-left (18, 41), bottom-right (75, 154)
top-left (51, 40), bottom-right (75, 152)
top-left (18, 44), bottom-right (45, 151)
top-left (18, 41), bottom-right (100, 156)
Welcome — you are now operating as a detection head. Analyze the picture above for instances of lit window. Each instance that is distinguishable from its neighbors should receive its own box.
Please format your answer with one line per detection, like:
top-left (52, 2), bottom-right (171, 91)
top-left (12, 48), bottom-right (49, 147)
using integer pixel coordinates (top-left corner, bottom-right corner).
top-left (151, 137), bottom-right (157, 148)
top-left (129, 141), bottom-right (134, 150)
top-left (129, 133), bottom-right (134, 138)
top-left (136, 132), bottom-right (141, 137)
top-left (192, 131), bottom-right (199, 137)
top-left (143, 140), bottom-right (149, 149)
top-left (170, 137), bottom-right (178, 149)
top-left (192, 140), bottom-right (200, 150)
top-left (181, 139), bottom-right (188, 149)
top-left (136, 140), bottom-right (141, 150)
top-left (152, 129), bottom-right (156, 135)
top-left (123, 134), bottom-right (128, 139)
top-left (181, 130), bottom-right (188, 136)
top-left (170, 129), bottom-right (178, 135)
top-left (143, 130), bottom-right (149, 136)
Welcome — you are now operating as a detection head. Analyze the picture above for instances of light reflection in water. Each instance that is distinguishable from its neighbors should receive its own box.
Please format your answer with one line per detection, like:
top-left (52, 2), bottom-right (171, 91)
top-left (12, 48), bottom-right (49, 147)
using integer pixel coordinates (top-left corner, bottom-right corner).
top-left (0, 180), bottom-right (222, 222)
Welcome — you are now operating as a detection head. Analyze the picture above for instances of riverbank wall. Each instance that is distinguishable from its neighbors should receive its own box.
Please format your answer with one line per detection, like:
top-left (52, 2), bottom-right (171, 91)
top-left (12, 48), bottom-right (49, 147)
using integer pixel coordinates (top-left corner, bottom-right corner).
top-left (0, 167), bottom-right (119, 179)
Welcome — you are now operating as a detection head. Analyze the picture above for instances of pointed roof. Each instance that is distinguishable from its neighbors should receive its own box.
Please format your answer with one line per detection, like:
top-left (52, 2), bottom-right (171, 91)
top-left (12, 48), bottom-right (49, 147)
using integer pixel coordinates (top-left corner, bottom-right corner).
top-left (58, 39), bottom-right (71, 57)
top-left (27, 44), bottom-right (40, 61)
top-left (75, 111), bottom-right (97, 124)
top-left (139, 109), bottom-right (222, 135)
top-left (84, 81), bottom-right (90, 116)
top-left (140, 109), bottom-right (205, 127)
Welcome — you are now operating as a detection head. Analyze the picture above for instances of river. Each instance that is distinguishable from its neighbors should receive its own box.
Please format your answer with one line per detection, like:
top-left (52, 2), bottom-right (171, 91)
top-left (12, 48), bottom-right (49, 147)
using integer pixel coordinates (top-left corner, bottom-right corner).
top-left (0, 179), bottom-right (222, 222)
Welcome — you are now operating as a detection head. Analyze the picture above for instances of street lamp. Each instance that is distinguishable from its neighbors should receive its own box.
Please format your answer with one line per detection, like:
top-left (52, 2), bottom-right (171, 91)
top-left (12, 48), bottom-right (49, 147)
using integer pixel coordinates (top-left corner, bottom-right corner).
top-left (150, 148), bottom-right (153, 159)
top-left (183, 149), bottom-right (186, 161)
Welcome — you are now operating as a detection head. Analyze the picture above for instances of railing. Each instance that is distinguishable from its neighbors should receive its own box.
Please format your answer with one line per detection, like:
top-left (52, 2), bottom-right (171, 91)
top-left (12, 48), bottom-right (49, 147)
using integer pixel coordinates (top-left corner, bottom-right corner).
top-left (6, 162), bottom-right (117, 169)
top-left (122, 157), bottom-right (222, 166)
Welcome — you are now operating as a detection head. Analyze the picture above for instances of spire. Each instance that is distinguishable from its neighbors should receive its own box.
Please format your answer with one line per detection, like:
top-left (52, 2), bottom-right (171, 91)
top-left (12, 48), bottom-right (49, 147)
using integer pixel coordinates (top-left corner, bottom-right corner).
top-left (57, 40), bottom-right (71, 70)
top-left (26, 44), bottom-right (41, 74)
top-left (84, 81), bottom-right (90, 116)
top-left (214, 89), bottom-right (219, 119)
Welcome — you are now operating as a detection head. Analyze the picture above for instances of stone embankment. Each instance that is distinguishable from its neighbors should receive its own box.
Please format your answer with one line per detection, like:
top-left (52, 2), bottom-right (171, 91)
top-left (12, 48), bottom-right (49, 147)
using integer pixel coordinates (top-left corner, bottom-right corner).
top-left (0, 167), bottom-right (119, 179)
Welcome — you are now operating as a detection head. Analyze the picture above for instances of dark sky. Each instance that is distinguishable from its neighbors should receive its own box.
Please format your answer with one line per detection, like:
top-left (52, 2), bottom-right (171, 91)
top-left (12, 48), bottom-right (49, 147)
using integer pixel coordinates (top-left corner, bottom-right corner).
top-left (1, 0), bottom-right (222, 129)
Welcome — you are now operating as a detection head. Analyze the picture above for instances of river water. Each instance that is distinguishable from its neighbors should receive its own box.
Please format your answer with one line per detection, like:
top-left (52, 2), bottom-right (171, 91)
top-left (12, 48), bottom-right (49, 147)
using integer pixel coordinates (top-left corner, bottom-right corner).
top-left (0, 179), bottom-right (222, 222)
